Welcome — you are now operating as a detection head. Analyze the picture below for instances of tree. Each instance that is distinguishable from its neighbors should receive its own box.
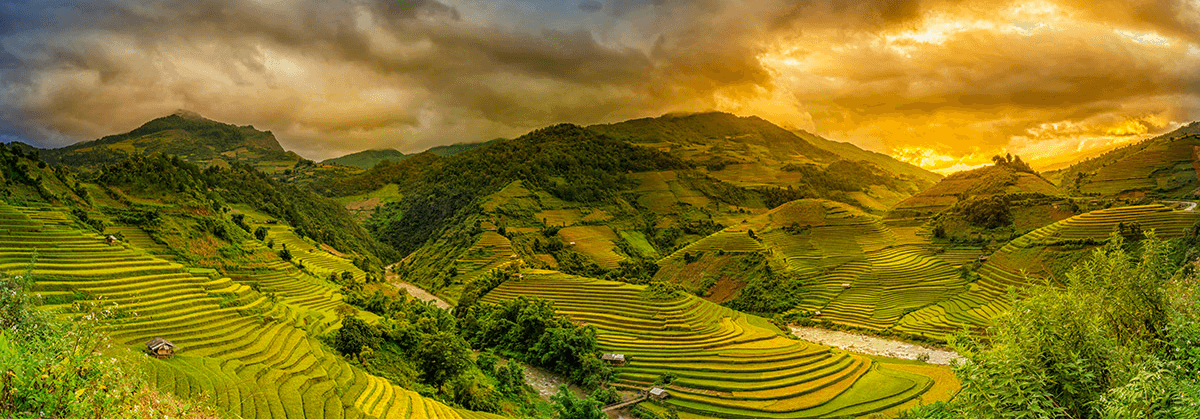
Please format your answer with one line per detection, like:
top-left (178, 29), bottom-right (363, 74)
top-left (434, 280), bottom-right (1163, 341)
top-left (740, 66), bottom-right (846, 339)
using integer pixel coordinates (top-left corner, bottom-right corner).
top-left (958, 196), bottom-right (1012, 229)
top-left (551, 386), bottom-right (605, 419)
top-left (333, 315), bottom-right (377, 357)
top-left (254, 226), bottom-right (268, 241)
top-left (414, 331), bottom-right (472, 388)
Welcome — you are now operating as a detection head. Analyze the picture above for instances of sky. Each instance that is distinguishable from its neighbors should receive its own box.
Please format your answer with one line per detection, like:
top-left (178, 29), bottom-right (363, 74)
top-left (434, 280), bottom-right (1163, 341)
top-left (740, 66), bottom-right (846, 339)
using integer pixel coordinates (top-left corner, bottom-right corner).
top-left (1, 0), bottom-right (1198, 173)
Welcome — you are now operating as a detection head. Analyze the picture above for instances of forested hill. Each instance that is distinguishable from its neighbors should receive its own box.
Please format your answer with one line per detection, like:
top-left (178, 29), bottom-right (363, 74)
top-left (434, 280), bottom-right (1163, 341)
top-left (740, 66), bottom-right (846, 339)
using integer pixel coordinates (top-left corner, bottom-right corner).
top-left (321, 139), bottom-right (506, 169)
top-left (321, 148), bottom-right (408, 169)
top-left (367, 124), bottom-right (689, 256)
top-left (589, 112), bottom-right (941, 212)
top-left (43, 110), bottom-right (303, 173)
top-left (94, 154), bottom-right (396, 265)
top-left (590, 112), bottom-right (837, 161)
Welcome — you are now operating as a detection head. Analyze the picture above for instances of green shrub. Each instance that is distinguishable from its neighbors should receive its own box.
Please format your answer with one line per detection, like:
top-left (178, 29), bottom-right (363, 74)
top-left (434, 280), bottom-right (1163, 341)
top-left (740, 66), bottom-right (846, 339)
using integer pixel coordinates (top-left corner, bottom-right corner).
top-left (551, 386), bottom-right (604, 419)
top-left (907, 234), bottom-right (1200, 418)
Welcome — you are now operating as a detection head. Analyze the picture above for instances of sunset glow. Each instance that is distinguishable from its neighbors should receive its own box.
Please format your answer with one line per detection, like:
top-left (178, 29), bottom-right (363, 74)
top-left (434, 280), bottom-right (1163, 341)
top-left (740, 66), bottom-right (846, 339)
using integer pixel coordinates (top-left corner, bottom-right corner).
top-left (1, 0), bottom-right (1198, 173)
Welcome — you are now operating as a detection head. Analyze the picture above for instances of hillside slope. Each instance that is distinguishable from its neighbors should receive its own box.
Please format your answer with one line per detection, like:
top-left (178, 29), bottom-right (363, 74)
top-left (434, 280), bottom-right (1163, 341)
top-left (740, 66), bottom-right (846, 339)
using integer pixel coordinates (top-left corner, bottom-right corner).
top-left (896, 204), bottom-right (1200, 338)
top-left (654, 199), bottom-right (971, 333)
top-left (1050, 122), bottom-right (1200, 197)
top-left (590, 112), bottom-right (941, 212)
top-left (888, 161), bottom-right (1061, 219)
top-left (322, 139), bottom-right (505, 170)
top-left (373, 125), bottom-right (758, 299)
top-left (2, 203), bottom-right (503, 419)
top-left (322, 148), bottom-right (408, 169)
top-left (44, 111), bottom-right (303, 174)
top-left (481, 271), bottom-right (953, 418)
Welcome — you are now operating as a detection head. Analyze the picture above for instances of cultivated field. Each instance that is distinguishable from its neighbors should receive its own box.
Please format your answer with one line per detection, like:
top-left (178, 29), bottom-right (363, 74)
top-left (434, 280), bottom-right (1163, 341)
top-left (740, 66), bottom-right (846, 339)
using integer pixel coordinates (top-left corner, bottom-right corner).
top-left (481, 271), bottom-right (947, 418)
top-left (894, 204), bottom-right (1200, 339)
top-left (1, 202), bottom-right (502, 419)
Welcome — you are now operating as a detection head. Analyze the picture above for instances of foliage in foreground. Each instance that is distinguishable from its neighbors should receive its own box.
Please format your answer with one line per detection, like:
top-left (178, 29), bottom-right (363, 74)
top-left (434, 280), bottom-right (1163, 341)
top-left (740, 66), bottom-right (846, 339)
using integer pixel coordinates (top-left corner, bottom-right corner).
top-left (904, 232), bottom-right (1200, 418)
top-left (0, 269), bottom-right (219, 418)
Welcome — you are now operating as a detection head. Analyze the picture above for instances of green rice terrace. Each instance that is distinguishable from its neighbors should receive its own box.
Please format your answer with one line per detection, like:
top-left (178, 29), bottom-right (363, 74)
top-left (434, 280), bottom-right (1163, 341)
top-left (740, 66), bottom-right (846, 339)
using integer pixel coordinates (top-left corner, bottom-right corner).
top-left (653, 198), bottom-right (1200, 342)
top-left (480, 270), bottom-right (956, 418)
top-left (895, 204), bottom-right (1200, 339)
top-left (0, 201), bottom-right (504, 419)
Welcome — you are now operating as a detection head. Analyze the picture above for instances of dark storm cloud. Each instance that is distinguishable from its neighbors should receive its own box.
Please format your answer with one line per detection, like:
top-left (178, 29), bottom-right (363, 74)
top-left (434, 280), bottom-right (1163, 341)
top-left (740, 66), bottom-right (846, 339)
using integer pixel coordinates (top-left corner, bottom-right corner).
top-left (0, 0), bottom-right (1197, 167)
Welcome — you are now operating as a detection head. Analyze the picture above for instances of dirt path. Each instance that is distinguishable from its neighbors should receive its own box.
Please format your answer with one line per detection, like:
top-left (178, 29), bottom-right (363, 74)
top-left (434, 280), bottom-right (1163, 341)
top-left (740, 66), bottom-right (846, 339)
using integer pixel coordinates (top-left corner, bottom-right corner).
top-left (1162, 200), bottom-right (1199, 211)
top-left (385, 264), bottom-right (452, 309)
top-left (790, 326), bottom-right (960, 365)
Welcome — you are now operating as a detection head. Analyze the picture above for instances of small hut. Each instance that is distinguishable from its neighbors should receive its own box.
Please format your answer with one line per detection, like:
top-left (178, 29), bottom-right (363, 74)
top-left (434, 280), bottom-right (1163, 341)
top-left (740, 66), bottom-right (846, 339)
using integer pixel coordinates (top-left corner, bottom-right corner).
top-left (105, 235), bottom-right (118, 245)
top-left (146, 337), bottom-right (177, 359)
top-left (977, 255), bottom-right (990, 262)
top-left (649, 387), bottom-right (670, 401)
top-left (840, 283), bottom-right (851, 289)
top-left (601, 353), bottom-right (626, 366)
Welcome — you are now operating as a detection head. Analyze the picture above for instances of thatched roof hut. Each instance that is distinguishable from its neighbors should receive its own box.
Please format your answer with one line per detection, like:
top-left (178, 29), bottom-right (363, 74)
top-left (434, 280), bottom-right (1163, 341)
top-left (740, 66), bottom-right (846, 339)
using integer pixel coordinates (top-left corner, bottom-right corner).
top-left (649, 387), bottom-right (670, 400)
top-left (146, 337), bottom-right (177, 359)
top-left (601, 353), bottom-right (626, 366)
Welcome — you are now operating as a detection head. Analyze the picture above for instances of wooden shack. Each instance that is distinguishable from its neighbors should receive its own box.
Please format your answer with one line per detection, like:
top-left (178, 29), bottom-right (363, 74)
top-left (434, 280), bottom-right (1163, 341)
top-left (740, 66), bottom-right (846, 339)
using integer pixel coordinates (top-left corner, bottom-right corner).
top-left (105, 235), bottom-right (118, 245)
top-left (146, 337), bottom-right (177, 359)
top-left (601, 353), bottom-right (626, 366)
top-left (649, 387), bottom-right (670, 401)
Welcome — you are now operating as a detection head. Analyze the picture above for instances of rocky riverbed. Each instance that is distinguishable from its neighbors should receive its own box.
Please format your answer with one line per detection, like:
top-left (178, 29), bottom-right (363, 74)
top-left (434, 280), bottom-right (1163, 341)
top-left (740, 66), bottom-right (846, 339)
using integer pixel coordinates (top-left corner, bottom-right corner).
top-left (790, 326), bottom-right (960, 365)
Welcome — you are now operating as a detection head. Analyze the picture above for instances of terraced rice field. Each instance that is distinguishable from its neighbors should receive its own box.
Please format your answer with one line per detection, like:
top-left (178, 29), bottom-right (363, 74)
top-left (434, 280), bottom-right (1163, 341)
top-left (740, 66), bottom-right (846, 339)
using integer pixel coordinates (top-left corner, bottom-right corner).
top-left (455, 230), bottom-right (517, 284)
top-left (232, 240), bottom-right (352, 335)
top-left (558, 226), bottom-right (626, 269)
top-left (802, 245), bottom-right (968, 331)
top-left (481, 271), bottom-right (941, 418)
top-left (0, 202), bottom-right (502, 419)
top-left (536, 209), bottom-right (582, 226)
top-left (888, 167), bottom-right (1060, 218)
top-left (894, 204), bottom-right (1200, 339)
top-left (265, 226), bottom-right (368, 283)
top-left (105, 225), bottom-right (177, 261)
top-left (1077, 134), bottom-right (1200, 195)
top-left (659, 200), bottom-right (970, 331)
top-left (629, 171), bottom-right (712, 213)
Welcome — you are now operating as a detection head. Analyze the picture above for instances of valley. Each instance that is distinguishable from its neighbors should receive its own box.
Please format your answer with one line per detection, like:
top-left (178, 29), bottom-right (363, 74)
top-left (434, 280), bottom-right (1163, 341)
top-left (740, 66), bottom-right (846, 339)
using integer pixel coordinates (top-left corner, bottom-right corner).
top-left (3, 110), bottom-right (1200, 419)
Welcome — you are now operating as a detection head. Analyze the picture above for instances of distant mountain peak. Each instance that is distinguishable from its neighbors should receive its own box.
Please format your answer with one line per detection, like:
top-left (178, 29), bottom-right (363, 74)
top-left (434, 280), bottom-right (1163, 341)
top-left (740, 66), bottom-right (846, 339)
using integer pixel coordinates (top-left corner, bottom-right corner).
top-left (44, 112), bottom-right (296, 170)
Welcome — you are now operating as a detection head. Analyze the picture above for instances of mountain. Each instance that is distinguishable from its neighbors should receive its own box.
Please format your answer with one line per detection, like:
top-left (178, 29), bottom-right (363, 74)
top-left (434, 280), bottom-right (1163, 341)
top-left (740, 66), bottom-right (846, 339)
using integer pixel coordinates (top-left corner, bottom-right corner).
top-left (792, 129), bottom-right (943, 186)
top-left (1049, 122), bottom-right (1200, 198)
top-left (43, 110), bottom-right (303, 174)
top-left (322, 139), bottom-right (506, 169)
top-left (426, 138), bottom-right (505, 156)
top-left (322, 148), bottom-right (408, 168)
top-left (589, 112), bottom-right (941, 212)
top-left (0, 142), bottom-right (518, 419)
